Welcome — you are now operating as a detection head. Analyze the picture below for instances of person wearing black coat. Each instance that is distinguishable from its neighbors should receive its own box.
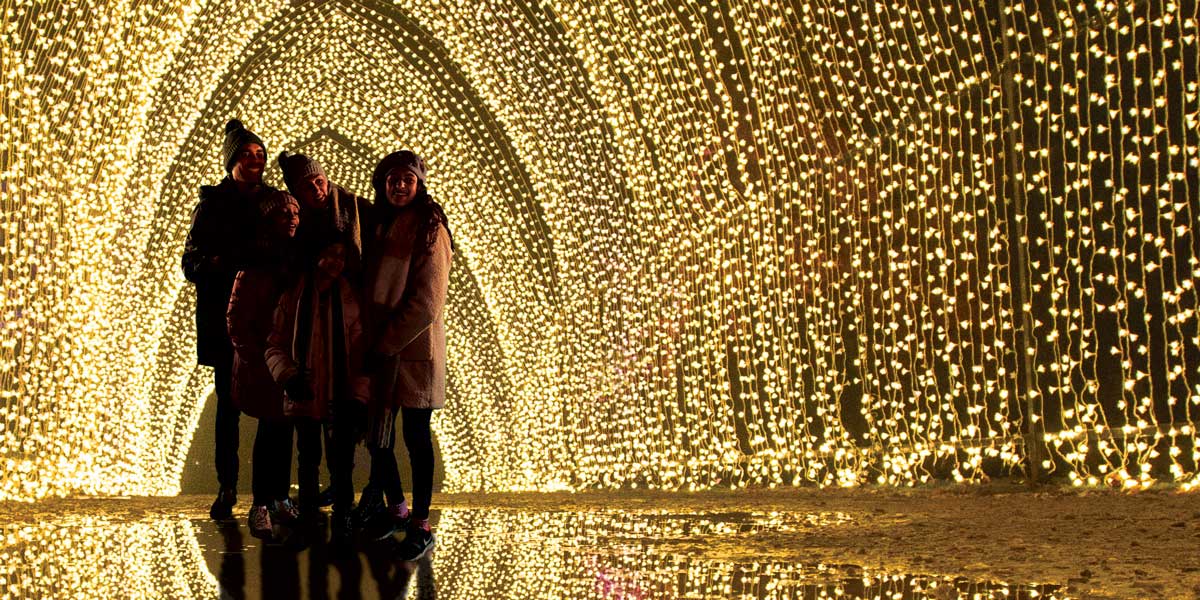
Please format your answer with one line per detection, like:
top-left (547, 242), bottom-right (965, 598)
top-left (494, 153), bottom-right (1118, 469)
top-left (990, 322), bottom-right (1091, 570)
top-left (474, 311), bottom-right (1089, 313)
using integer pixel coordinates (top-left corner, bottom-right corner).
top-left (181, 118), bottom-right (276, 520)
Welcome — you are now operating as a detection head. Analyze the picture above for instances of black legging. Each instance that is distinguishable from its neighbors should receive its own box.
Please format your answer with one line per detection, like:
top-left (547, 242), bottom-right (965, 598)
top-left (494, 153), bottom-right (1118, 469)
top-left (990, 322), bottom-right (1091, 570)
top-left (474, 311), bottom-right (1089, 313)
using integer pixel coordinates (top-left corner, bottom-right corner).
top-left (251, 419), bottom-right (292, 507)
top-left (368, 408), bottom-right (434, 520)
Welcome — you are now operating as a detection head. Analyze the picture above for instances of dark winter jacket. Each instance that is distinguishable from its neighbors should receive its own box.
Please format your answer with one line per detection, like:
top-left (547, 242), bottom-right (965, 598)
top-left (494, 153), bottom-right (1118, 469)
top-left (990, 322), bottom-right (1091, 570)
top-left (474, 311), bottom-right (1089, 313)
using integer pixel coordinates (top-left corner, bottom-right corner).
top-left (295, 185), bottom-right (373, 280)
top-left (181, 177), bottom-right (276, 366)
top-left (265, 274), bottom-right (370, 421)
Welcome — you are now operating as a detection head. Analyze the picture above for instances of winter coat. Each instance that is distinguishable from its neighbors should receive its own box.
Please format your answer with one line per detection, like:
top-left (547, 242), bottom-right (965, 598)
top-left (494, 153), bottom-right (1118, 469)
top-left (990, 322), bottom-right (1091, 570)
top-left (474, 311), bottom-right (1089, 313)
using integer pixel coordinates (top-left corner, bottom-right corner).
top-left (364, 203), bottom-right (453, 411)
top-left (265, 274), bottom-right (370, 420)
top-left (226, 261), bottom-right (292, 420)
top-left (295, 185), bottom-right (373, 279)
top-left (181, 177), bottom-right (275, 366)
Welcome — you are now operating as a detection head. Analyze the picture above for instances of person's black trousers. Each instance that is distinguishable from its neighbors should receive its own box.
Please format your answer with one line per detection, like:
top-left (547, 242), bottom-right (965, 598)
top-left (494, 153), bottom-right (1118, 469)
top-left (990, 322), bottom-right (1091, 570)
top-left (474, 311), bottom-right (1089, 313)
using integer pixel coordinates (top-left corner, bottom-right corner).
top-left (213, 358), bottom-right (240, 491)
top-left (251, 419), bottom-right (293, 506)
top-left (294, 419), bottom-right (323, 508)
top-left (326, 417), bottom-right (358, 515)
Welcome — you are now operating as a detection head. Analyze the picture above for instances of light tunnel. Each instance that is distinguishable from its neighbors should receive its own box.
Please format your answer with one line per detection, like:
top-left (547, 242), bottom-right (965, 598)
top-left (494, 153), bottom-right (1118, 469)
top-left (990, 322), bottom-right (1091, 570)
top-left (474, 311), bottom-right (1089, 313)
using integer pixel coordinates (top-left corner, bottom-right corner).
top-left (1, 0), bottom-right (1199, 501)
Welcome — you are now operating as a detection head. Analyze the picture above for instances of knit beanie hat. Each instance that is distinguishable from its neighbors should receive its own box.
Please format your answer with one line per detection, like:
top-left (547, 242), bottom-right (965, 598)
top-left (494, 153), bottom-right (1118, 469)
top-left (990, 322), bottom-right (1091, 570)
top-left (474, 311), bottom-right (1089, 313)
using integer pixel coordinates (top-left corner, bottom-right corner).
top-left (277, 151), bottom-right (327, 193)
top-left (372, 150), bottom-right (426, 199)
top-left (259, 189), bottom-right (299, 217)
top-left (222, 119), bottom-right (267, 173)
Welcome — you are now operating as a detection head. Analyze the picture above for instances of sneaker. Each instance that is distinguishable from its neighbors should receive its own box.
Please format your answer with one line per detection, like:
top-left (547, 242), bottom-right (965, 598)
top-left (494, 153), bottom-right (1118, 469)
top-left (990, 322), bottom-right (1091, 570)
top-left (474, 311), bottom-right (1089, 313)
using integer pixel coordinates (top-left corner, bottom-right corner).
top-left (388, 501), bottom-right (411, 524)
top-left (209, 488), bottom-right (236, 521)
top-left (270, 498), bottom-right (301, 526)
top-left (248, 505), bottom-right (273, 539)
top-left (395, 521), bottom-right (435, 561)
top-left (362, 501), bottom-right (409, 541)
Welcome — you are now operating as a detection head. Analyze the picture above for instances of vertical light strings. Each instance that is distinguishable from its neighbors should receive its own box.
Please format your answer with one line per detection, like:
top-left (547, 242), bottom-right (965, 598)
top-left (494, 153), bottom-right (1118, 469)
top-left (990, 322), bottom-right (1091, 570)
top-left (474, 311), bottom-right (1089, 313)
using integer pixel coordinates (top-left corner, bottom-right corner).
top-left (1, 0), bottom-right (1197, 499)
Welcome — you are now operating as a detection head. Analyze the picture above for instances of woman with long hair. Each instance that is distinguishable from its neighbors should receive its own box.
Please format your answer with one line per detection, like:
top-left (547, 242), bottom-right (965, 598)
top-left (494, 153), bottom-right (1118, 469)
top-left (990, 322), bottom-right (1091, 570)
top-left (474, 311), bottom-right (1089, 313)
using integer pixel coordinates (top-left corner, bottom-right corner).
top-left (361, 150), bottom-right (453, 560)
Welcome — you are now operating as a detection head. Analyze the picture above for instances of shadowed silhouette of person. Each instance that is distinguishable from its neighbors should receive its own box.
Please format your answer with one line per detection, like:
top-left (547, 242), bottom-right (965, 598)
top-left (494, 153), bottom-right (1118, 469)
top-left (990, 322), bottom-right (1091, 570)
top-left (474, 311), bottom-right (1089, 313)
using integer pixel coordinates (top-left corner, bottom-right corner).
top-left (260, 543), bottom-right (300, 598)
top-left (366, 546), bottom-right (436, 600)
top-left (216, 524), bottom-right (246, 600)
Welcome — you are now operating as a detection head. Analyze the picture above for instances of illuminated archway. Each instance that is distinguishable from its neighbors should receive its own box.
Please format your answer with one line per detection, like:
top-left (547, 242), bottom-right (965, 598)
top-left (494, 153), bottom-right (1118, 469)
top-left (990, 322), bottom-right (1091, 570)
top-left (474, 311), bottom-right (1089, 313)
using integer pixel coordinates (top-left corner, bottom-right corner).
top-left (2, 0), bottom-right (1198, 500)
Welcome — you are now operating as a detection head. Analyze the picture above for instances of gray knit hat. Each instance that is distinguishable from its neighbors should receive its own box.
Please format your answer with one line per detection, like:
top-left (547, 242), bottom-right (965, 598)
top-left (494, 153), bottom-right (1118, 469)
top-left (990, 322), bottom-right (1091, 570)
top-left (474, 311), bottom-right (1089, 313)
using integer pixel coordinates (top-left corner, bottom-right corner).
top-left (222, 119), bottom-right (266, 173)
top-left (258, 189), bottom-right (299, 217)
top-left (276, 151), bottom-right (326, 193)
top-left (371, 150), bottom-right (426, 199)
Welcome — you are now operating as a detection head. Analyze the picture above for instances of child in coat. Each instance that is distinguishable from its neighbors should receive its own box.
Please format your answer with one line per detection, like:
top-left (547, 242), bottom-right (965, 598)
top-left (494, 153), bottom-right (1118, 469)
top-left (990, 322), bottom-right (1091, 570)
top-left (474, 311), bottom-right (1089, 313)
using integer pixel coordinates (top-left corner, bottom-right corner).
top-left (266, 242), bottom-right (369, 541)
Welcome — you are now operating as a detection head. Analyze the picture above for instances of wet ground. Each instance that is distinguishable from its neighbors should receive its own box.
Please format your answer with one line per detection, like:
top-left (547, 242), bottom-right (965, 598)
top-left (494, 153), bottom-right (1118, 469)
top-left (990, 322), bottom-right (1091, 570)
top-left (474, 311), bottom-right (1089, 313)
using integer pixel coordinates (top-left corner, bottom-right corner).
top-left (1, 485), bottom-right (1197, 599)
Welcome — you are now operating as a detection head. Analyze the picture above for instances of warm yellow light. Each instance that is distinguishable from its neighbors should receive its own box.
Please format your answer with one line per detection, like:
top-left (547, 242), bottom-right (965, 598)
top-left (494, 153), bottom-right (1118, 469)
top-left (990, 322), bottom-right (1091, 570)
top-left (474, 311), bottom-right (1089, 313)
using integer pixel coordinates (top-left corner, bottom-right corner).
top-left (1, 0), bottom-right (1197, 499)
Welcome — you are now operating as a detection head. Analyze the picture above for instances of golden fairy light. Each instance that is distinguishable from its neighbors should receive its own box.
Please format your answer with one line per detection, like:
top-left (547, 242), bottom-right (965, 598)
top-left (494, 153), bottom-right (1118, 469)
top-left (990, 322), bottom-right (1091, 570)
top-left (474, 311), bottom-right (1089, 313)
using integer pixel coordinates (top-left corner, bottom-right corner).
top-left (0, 0), bottom-right (1197, 499)
top-left (424, 509), bottom-right (1065, 599)
top-left (0, 509), bottom-right (1063, 599)
top-left (0, 519), bottom-right (218, 598)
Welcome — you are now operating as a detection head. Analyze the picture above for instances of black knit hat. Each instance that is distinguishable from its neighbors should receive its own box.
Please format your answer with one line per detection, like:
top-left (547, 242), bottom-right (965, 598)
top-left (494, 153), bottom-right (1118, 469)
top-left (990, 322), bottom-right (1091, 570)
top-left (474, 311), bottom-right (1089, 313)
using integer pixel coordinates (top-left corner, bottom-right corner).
top-left (222, 119), bottom-right (266, 173)
top-left (277, 152), bottom-right (326, 193)
top-left (371, 150), bottom-right (426, 199)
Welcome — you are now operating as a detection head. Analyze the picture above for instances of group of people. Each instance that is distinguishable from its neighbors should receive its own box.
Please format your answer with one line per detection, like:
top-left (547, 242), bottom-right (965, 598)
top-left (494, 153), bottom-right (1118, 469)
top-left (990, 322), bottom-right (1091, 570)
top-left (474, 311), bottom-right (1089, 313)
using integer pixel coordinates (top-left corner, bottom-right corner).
top-left (181, 119), bottom-right (453, 561)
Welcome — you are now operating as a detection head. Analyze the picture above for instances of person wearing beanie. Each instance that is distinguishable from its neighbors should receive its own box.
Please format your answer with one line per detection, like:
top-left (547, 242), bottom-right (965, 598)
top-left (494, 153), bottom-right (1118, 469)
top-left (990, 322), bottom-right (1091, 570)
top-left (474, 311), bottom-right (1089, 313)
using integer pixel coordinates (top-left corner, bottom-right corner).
top-left (277, 150), bottom-right (374, 512)
top-left (359, 150), bottom-right (454, 560)
top-left (182, 118), bottom-right (277, 521)
top-left (265, 239), bottom-right (370, 546)
top-left (223, 120), bottom-right (267, 175)
top-left (277, 151), bottom-right (372, 278)
top-left (226, 190), bottom-right (302, 539)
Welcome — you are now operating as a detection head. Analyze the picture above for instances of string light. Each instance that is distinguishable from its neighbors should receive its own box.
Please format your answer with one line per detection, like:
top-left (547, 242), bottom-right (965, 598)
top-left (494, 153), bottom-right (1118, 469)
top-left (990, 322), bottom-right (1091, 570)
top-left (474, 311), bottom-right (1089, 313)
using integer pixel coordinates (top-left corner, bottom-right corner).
top-left (0, 518), bottom-right (218, 598)
top-left (389, 509), bottom-right (1067, 599)
top-left (0, 509), bottom-right (1064, 599)
top-left (0, 0), bottom-right (1197, 499)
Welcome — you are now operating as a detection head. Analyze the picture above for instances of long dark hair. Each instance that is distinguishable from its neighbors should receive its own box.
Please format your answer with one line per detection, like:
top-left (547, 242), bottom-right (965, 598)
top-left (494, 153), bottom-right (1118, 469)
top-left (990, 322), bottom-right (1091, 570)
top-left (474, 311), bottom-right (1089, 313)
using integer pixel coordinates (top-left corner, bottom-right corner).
top-left (372, 182), bottom-right (455, 254)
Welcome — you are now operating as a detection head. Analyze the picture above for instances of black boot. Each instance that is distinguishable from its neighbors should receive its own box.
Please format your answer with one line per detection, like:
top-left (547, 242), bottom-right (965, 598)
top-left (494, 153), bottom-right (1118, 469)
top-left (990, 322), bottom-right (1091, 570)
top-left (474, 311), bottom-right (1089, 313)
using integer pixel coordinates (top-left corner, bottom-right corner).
top-left (330, 510), bottom-right (354, 550)
top-left (209, 488), bottom-right (237, 521)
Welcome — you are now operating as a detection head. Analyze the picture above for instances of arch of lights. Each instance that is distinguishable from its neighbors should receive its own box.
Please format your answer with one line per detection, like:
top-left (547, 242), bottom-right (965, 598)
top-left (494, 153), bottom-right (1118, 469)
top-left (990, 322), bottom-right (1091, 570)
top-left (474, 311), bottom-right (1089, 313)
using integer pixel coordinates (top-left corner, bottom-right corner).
top-left (1, 0), bottom-right (1197, 500)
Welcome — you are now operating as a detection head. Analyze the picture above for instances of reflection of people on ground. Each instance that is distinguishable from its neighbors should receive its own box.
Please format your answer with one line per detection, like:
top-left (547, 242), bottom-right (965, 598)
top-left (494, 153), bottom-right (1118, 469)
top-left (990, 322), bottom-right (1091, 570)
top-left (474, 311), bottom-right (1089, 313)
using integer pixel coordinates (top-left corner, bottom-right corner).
top-left (366, 539), bottom-right (437, 600)
top-left (361, 151), bottom-right (455, 560)
top-left (304, 528), bottom-right (332, 600)
top-left (259, 543), bottom-right (300, 599)
top-left (216, 523), bottom-right (246, 600)
top-left (330, 548), bottom-right (363, 600)
top-left (413, 553), bottom-right (437, 600)
top-left (183, 119), bottom-right (276, 520)
top-left (227, 190), bottom-right (302, 539)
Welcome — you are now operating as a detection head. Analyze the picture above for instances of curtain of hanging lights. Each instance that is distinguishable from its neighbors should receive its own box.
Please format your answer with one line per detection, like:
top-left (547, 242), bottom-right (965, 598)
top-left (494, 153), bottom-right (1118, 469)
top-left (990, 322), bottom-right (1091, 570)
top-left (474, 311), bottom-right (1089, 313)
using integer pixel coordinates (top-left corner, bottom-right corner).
top-left (0, 0), bottom-right (1197, 501)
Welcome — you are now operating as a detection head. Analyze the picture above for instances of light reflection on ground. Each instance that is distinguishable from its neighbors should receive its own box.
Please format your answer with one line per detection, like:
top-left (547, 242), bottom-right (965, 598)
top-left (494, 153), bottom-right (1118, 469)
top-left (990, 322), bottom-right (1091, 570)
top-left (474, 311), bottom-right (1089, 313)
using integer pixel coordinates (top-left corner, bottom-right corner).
top-left (0, 501), bottom-right (1066, 599)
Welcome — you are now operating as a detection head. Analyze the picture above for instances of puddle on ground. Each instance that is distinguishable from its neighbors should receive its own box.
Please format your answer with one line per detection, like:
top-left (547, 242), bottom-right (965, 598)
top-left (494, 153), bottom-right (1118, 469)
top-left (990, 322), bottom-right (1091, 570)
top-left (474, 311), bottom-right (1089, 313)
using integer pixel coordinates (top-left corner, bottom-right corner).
top-left (0, 508), bottom-right (1065, 599)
